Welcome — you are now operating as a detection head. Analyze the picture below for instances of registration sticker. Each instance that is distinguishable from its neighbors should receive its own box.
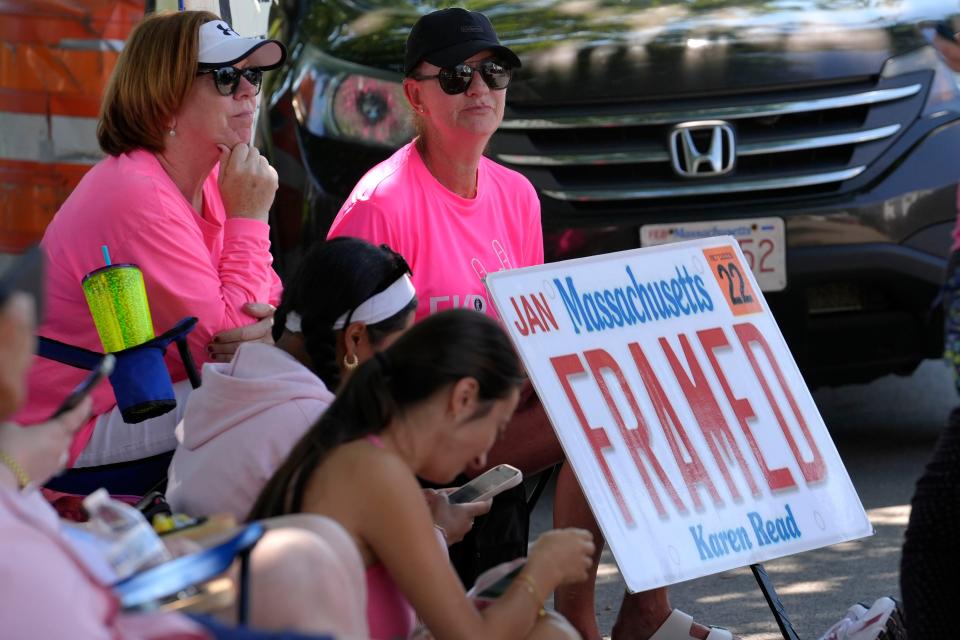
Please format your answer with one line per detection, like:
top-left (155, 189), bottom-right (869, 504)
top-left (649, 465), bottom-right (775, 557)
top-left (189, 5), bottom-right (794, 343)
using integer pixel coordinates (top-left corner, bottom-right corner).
top-left (640, 217), bottom-right (786, 291)
top-left (702, 245), bottom-right (763, 316)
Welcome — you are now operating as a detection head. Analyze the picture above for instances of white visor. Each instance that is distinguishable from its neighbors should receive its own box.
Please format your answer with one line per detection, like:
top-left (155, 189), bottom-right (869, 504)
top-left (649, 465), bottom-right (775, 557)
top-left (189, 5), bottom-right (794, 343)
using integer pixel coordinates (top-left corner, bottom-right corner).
top-left (198, 20), bottom-right (286, 70)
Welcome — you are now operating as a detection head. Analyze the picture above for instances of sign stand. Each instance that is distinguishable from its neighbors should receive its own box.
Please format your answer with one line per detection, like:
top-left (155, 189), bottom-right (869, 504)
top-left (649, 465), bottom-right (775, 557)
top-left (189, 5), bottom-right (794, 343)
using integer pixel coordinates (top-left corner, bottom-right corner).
top-left (751, 563), bottom-right (801, 640)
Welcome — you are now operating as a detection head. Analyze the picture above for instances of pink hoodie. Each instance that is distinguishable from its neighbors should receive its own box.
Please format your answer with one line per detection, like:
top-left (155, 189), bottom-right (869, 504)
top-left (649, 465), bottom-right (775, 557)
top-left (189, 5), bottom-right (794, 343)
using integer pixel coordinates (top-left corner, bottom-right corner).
top-left (166, 342), bottom-right (334, 521)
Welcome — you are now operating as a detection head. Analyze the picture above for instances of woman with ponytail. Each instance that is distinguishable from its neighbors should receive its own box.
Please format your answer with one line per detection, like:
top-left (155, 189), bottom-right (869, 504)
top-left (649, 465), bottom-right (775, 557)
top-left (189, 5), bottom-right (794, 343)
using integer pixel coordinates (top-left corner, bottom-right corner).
top-left (249, 310), bottom-right (594, 640)
top-left (167, 237), bottom-right (417, 520)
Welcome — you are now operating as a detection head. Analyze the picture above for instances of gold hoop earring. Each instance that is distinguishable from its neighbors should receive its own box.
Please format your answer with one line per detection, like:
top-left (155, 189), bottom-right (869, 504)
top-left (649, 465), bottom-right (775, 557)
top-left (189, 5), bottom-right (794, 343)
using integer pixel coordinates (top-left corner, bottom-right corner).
top-left (344, 353), bottom-right (359, 370)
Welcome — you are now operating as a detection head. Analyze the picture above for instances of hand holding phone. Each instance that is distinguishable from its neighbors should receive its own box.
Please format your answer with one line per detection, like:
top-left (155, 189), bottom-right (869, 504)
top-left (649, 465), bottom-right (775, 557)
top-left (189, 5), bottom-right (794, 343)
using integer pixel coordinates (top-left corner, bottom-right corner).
top-left (475, 563), bottom-right (525, 600)
top-left (928, 21), bottom-right (960, 73)
top-left (0, 403), bottom-right (90, 488)
top-left (448, 464), bottom-right (523, 504)
top-left (467, 557), bottom-right (528, 602)
top-left (935, 21), bottom-right (958, 42)
top-left (52, 354), bottom-right (115, 418)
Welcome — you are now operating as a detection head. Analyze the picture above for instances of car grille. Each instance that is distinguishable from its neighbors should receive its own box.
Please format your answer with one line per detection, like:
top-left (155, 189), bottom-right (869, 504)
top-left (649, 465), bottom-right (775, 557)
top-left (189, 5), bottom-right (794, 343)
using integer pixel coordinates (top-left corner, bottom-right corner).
top-left (492, 74), bottom-right (928, 211)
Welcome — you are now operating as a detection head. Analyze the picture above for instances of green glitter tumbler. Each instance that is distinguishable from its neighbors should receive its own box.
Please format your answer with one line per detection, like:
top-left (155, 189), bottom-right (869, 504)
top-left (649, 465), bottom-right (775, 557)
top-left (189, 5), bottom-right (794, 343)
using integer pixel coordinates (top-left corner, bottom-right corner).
top-left (82, 264), bottom-right (155, 353)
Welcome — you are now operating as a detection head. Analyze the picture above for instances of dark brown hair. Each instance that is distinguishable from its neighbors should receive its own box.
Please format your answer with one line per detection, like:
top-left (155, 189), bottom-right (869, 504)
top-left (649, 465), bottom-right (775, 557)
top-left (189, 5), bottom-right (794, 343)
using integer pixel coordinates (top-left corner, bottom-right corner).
top-left (248, 309), bottom-right (524, 521)
top-left (273, 237), bottom-right (416, 391)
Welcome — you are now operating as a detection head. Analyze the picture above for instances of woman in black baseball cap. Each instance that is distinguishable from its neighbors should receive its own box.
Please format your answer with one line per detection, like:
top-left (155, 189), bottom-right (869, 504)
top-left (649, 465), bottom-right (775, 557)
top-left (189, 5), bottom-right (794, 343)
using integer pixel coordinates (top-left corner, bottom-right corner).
top-left (328, 8), bottom-right (596, 639)
top-left (332, 8), bottom-right (741, 640)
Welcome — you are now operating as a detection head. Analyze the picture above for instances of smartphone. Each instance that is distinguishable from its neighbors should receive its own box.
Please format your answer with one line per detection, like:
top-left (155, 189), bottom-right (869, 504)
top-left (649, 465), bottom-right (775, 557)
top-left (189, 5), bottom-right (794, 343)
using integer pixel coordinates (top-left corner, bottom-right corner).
top-left (448, 464), bottom-right (523, 504)
top-left (475, 564), bottom-right (525, 600)
top-left (52, 354), bottom-right (115, 418)
top-left (935, 21), bottom-right (958, 42)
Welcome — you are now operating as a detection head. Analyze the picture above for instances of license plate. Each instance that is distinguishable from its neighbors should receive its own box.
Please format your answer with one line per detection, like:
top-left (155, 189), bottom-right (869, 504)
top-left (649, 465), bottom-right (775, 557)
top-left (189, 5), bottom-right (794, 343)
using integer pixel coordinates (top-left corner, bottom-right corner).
top-left (640, 217), bottom-right (787, 291)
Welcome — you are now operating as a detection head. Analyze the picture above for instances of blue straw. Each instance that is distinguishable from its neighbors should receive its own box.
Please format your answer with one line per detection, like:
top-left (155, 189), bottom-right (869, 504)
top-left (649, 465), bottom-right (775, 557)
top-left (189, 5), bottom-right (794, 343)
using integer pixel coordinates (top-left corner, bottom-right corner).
top-left (101, 245), bottom-right (112, 266)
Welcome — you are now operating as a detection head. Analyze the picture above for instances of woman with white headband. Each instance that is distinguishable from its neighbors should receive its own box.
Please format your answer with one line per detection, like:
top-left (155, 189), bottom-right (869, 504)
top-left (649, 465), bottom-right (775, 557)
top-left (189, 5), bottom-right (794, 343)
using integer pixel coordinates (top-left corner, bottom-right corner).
top-left (167, 237), bottom-right (427, 520)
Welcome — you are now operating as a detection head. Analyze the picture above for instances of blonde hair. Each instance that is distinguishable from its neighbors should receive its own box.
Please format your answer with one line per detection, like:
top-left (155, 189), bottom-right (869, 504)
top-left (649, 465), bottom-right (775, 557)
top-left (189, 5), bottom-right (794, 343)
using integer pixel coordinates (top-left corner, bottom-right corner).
top-left (97, 10), bottom-right (219, 156)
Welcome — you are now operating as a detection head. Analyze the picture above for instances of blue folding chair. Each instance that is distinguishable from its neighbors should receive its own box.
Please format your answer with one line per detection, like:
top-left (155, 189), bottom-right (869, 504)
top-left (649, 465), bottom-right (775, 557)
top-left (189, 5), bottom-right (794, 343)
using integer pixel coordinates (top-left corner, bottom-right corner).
top-left (39, 316), bottom-right (201, 495)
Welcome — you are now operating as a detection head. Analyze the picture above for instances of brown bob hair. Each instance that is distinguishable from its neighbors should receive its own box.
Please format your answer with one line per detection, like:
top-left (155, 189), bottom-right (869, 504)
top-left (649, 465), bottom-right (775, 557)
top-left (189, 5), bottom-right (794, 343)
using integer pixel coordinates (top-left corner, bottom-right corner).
top-left (97, 10), bottom-right (219, 156)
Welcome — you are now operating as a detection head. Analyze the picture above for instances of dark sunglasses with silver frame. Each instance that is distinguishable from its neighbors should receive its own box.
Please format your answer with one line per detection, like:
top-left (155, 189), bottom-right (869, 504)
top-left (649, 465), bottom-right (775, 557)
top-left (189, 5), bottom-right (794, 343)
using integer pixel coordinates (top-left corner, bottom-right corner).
top-left (410, 59), bottom-right (512, 95)
top-left (197, 65), bottom-right (264, 97)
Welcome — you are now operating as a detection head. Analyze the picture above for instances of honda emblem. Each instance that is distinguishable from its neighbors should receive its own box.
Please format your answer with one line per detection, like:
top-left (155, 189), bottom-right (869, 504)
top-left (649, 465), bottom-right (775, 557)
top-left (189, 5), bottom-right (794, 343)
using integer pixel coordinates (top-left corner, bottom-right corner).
top-left (669, 121), bottom-right (736, 178)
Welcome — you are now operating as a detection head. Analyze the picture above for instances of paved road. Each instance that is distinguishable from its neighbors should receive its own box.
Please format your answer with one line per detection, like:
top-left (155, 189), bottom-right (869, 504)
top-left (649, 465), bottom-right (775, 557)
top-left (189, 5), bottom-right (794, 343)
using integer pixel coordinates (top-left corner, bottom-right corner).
top-left (530, 359), bottom-right (955, 639)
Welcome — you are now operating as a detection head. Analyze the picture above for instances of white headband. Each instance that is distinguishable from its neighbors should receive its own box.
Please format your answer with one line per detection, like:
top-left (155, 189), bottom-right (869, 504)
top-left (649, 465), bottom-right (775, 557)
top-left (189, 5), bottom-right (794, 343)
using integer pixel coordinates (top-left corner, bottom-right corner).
top-left (334, 274), bottom-right (416, 330)
top-left (284, 273), bottom-right (416, 334)
top-left (285, 311), bottom-right (303, 333)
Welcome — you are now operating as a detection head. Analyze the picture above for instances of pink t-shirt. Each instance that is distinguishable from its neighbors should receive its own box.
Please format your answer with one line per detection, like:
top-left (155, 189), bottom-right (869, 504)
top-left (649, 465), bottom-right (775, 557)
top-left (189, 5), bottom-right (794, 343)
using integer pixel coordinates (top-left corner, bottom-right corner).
top-left (16, 150), bottom-right (282, 460)
top-left (328, 141), bottom-right (543, 321)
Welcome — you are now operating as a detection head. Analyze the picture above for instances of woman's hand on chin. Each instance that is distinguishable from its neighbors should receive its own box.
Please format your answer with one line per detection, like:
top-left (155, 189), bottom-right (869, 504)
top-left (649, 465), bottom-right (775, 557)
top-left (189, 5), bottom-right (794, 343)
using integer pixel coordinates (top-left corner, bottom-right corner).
top-left (217, 143), bottom-right (278, 222)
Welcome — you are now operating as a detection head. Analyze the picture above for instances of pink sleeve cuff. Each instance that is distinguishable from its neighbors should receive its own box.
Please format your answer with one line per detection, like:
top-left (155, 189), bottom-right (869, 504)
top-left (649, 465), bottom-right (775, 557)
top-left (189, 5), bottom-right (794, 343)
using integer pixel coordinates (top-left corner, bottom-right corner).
top-left (223, 217), bottom-right (271, 242)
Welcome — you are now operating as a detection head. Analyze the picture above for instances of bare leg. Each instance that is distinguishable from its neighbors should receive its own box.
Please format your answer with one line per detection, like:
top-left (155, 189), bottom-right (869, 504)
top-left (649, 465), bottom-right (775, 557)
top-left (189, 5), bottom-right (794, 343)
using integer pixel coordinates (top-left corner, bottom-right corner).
top-left (553, 462), bottom-right (604, 640)
top-left (613, 591), bottom-right (716, 640)
top-left (551, 460), bottom-right (689, 640)
top-left (246, 515), bottom-right (369, 636)
top-left (611, 589), bottom-right (674, 640)
top-left (487, 388), bottom-right (708, 640)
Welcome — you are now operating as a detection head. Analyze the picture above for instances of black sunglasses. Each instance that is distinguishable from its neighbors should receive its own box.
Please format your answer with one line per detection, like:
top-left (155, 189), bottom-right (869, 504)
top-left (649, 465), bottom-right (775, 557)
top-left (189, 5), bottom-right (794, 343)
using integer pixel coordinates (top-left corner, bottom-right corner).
top-left (197, 66), bottom-right (263, 97)
top-left (411, 59), bottom-right (513, 95)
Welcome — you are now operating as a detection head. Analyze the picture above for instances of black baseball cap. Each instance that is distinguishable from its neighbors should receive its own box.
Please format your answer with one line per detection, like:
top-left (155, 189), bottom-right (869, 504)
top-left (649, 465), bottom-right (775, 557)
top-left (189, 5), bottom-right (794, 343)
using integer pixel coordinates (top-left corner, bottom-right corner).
top-left (404, 8), bottom-right (521, 75)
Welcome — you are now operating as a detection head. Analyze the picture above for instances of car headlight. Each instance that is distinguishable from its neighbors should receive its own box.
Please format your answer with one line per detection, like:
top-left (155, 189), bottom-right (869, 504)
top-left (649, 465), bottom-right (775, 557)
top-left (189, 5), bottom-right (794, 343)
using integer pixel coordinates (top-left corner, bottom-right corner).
top-left (291, 46), bottom-right (415, 148)
top-left (881, 45), bottom-right (960, 117)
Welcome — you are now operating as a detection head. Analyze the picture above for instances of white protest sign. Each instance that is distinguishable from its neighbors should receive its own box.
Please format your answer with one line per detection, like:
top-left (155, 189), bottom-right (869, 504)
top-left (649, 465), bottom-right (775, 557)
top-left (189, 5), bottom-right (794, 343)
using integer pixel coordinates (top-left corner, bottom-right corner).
top-left (485, 237), bottom-right (872, 592)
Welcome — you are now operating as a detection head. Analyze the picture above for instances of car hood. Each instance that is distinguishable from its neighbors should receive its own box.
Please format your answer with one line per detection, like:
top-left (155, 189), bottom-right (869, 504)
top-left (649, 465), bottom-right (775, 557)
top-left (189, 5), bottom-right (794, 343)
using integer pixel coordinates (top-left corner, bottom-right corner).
top-left (306, 0), bottom-right (958, 103)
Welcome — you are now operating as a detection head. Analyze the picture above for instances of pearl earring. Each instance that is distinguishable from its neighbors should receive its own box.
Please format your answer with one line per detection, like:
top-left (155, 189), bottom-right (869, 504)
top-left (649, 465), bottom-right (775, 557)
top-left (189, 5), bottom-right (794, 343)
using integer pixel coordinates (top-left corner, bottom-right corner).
top-left (168, 128), bottom-right (176, 137)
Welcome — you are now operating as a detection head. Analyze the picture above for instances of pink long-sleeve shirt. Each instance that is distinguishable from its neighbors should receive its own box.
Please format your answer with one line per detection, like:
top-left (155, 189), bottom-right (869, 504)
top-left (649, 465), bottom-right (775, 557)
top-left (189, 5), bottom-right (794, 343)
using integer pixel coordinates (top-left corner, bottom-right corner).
top-left (16, 150), bottom-right (282, 461)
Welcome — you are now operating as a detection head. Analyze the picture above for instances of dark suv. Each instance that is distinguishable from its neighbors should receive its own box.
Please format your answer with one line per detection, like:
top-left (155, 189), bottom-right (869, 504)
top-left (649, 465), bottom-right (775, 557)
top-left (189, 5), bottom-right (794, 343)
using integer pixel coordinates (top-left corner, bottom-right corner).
top-left (262, 0), bottom-right (960, 387)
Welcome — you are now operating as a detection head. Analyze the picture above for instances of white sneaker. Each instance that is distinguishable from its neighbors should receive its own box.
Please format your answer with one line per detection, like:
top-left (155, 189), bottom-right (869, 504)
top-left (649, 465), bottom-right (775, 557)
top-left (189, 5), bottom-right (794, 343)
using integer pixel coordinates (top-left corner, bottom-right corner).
top-left (817, 597), bottom-right (898, 640)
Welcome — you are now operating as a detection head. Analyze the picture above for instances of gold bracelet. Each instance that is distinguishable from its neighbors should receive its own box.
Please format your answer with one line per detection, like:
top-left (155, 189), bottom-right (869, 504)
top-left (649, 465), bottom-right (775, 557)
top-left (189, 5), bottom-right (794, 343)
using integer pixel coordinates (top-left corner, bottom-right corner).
top-left (0, 451), bottom-right (30, 489)
top-left (516, 573), bottom-right (546, 617)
